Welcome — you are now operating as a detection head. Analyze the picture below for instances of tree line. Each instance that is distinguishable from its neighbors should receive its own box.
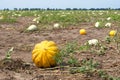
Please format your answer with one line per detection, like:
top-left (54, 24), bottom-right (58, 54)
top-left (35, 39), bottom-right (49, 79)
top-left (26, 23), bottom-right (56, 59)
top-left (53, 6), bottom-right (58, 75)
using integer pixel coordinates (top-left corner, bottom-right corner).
top-left (2, 8), bottom-right (120, 11)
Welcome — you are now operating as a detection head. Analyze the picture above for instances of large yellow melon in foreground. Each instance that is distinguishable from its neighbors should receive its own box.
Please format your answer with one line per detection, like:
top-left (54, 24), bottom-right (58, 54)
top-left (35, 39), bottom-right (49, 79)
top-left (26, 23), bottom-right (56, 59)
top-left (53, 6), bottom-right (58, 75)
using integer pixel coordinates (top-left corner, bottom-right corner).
top-left (32, 40), bottom-right (59, 68)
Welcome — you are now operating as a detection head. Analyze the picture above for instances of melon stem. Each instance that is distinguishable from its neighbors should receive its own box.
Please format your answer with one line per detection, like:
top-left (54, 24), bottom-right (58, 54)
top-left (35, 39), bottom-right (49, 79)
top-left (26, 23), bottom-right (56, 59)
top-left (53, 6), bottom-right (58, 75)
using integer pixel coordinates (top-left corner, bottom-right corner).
top-left (5, 47), bottom-right (14, 60)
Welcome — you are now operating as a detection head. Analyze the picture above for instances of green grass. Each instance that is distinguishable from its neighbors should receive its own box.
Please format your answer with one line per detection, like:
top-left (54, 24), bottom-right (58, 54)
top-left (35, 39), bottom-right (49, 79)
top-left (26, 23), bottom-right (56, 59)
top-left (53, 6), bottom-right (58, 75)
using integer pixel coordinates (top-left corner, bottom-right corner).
top-left (55, 41), bottom-right (79, 66)
top-left (0, 10), bottom-right (120, 27)
top-left (69, 59), bottom-right (100, 75)
top-left (0, 18), bottom-right (17, 23)
top-left (55, 39), bottom-right (120, 79)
